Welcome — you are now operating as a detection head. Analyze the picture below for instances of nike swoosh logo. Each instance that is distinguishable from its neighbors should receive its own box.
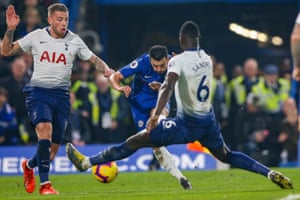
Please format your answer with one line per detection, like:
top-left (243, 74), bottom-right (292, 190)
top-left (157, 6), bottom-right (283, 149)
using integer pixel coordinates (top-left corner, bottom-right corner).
top-left (144, 76), bottom-right (152, 78)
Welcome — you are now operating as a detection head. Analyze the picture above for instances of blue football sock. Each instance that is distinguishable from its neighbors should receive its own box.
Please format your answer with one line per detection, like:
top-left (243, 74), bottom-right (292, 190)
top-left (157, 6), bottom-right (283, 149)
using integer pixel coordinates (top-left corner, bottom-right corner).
top-left (90, 143), bottom-right (136, 165)
top-left (37, 139), bottom-right (51, 184)
top-left (228, 151), bottom-right (270, 177)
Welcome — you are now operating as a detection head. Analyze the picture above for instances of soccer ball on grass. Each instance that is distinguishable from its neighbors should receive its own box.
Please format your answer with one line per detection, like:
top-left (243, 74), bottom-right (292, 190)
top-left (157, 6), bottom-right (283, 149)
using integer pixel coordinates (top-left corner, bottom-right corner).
top-left (91, 161), bottom-right (118, 183)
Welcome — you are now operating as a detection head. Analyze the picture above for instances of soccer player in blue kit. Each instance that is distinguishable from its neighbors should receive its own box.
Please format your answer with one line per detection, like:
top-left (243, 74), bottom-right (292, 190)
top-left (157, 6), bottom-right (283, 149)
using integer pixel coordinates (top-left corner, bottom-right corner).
top-left (109, 45), bottom-right (192, 189)
top-left (67, 21), bottom-right (293, 189)
top-left (1, 4), bottom-right (113, 194)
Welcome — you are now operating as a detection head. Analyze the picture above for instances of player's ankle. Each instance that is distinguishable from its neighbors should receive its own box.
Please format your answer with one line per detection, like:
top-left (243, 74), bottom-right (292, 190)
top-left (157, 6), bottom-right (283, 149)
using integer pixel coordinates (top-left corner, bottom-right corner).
top-left (82, 157), bottom-right (92, 169)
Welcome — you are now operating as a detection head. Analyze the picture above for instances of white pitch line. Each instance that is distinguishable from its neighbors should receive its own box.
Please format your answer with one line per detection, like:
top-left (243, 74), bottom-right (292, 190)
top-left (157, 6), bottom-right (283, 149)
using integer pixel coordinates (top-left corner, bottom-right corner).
top-left (278, 194), bottom-right (300, 200)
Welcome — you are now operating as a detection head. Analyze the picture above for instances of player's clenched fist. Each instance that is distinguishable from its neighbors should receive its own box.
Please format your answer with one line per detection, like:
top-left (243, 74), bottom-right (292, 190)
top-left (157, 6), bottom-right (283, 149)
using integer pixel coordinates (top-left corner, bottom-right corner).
top-left (120, 86), bottom-right (131, 97)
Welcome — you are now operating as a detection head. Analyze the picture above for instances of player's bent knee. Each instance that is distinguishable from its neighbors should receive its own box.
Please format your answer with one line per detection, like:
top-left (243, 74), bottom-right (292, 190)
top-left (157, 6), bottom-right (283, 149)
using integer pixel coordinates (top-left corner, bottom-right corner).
top-left (126, 131), bottom-right (152, 149)
top-left (125, 135), bottom-right (141, 150)
top-left (210, 146), bottom-right (231, 163)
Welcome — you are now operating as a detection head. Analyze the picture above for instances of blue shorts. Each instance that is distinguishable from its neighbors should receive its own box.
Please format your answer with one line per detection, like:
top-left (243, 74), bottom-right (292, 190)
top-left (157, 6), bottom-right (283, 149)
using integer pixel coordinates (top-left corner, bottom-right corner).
top-left (130, 102), bottom-right (170, 131)
top-left (150, 112), bottom-right (224, 150)
top-left (24, 86), bottom-right (70, 144)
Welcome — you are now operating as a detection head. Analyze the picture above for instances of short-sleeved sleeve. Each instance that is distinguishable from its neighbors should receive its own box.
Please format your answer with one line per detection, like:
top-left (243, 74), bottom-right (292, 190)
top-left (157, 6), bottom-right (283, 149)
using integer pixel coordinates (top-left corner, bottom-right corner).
top-left (76, 37), bottom-right (93, 61)
top-left (17, 31), bottom-right (34, 52)
top-left (167, 57), bottom-right (181, 76)
top-left (119, 54), bottom-right (146, 78)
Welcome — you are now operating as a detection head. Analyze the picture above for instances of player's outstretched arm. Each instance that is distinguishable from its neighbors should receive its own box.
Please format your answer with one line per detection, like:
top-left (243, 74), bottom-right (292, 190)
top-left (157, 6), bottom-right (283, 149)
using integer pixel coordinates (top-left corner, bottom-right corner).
top-left (147, 72), bottom-right (178, 132)
top-left (89, 54), bottom-right (114, 77)
top-left (1, 5), bottom-right (22, 56)
top-left (109, 71), bottom-right (131, 97)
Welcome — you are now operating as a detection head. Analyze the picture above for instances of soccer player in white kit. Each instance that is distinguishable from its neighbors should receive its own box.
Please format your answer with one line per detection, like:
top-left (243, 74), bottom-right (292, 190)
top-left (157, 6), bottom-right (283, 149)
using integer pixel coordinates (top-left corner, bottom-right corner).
top-left (1, 4), bottom-right (113, 194)
top-left (67, 21), bottom-right (293, 190)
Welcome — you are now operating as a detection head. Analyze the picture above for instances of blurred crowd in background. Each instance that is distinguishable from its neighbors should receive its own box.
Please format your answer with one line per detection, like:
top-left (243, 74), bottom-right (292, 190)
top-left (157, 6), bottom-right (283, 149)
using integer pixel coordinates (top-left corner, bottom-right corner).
top-left (0, 0), bottom-right (298, 168)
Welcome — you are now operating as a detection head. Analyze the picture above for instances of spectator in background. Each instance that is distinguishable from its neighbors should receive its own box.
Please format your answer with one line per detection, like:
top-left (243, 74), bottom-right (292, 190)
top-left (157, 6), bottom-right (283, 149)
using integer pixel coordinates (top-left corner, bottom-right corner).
top-left (279, 58), bottom-right (292, 81)
top-left (230, 58), bottom-right (260, 113)
top-left (92, 74), bottom-right (131, 143)
top-left (64, 91), bottom-right (91, 146)
top-left (246, 64), bottom-right (290, 166)
top-left (242, 128), bottom-right (271, 166)
top-left (228, 58), bottom-right (261, 150)
top-left (0, 39), bottom-right (11, 79)
top-left (14, 0), bottom-right (48, 26)
top-left (0, 56), bottom-right (30, 144)
top-left (247, 64), bottom-right (290, 115)
top-left (231, 64), bottom-right (243, 79)
top-left (0, 87), bottom-right (20, 145)
top-left (277, 98), bottom-right (298, 167)
top-left (211, 61), bottom-right (229, 131)
top-left (243, 98), bottom-right (298, 167)
top-left (20, 52), bottom-right (34, 83)
top-left (71, 59), bottom-right (96, 83)
top-left (16, 7), bottom-right (42, 39)
top-left (0, 57), bottom-right (28, 124)
top-left (71, 60), bottom-right (96, 138)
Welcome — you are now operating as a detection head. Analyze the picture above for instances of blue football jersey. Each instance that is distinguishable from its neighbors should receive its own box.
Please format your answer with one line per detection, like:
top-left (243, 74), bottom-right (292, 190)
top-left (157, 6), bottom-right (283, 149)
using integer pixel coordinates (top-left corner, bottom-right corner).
top-left (119, 53), bottom-right (167, 111)
top-left (119, 53), bottom-right (168, 130)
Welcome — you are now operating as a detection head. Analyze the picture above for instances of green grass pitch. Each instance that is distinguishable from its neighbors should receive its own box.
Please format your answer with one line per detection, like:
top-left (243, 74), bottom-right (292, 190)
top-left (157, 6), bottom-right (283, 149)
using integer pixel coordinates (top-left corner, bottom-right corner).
top-left (0, 168), bottom-right (299, 200)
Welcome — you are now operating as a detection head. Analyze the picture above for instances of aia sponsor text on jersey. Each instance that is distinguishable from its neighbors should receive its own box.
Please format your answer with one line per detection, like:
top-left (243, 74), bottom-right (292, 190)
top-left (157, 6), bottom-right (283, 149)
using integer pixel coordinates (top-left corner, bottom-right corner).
top-left (40, 51), bottom-right (67, 65)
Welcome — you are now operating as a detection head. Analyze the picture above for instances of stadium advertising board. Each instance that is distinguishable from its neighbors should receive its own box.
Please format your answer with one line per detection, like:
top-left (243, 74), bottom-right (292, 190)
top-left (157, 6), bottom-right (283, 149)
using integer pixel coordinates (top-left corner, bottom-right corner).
top-left (0, 144), bottom-right (216, 175)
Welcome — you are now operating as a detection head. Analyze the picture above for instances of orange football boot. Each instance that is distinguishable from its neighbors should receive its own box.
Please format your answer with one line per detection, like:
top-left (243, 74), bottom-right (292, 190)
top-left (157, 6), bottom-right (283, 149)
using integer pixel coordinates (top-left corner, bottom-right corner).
top-left (39, 183), bottom-right (59, 195)
top-left (22, 160), bottom-right (35, 193)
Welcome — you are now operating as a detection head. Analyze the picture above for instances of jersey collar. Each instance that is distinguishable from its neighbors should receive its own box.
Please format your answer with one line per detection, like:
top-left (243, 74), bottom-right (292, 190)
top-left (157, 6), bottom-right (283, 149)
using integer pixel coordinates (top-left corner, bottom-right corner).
top-left (185, 47), bottom-right (201, 51)
top-left (46, 27), bottom-right (69, 39)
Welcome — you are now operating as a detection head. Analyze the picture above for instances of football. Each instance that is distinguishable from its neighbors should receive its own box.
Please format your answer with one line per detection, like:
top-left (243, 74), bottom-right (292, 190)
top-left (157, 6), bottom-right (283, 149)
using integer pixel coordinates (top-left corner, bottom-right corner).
top-left (91, 161), bottom-right (118, 183)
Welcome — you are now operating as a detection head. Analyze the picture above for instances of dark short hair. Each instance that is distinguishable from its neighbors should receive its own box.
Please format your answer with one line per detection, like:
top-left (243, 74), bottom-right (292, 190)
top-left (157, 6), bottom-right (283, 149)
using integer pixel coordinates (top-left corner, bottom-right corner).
top-left (48, 3), bottom-right (68, 16)
top-left (179, 21), bottom-right (201, 38)
top-left (149, 45), bottom-right (168, 60)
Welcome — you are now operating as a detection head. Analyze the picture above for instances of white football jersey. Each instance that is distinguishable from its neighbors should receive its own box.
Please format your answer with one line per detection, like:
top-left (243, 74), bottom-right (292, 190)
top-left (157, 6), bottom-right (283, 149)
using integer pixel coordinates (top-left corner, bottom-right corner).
top-left (167, 49), bottom-right (213, 118)
top-left (17, 28), bottom-right (93, 89)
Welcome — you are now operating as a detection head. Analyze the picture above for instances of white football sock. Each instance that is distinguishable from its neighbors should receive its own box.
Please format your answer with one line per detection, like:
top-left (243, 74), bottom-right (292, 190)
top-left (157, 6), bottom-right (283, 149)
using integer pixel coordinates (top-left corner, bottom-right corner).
top-left (153, 147), bottom-right (186, 180)
top-left (153, 115), bottom-right (186, 180)
top-left (82, 157), bottom-right (92, 169)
